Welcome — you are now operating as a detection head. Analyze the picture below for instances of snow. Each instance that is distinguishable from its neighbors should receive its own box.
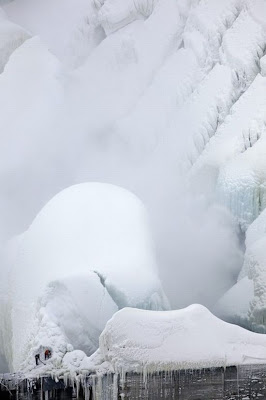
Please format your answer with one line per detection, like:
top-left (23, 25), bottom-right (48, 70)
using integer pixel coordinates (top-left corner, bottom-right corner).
top-left (97, 305), bottom-right (266, 373)
top-left (220, 8), bottom-right (265, 87)
top-left (184, 0), bottom-right (243, 67)
top-left (0, 17), bottom-right (30, 73)
top-left (4, 183), bottom-right (168, 372)
top-left (214, 276), bottom-right (254, 328)
top-left (18, 272), bottom-right (118, 374)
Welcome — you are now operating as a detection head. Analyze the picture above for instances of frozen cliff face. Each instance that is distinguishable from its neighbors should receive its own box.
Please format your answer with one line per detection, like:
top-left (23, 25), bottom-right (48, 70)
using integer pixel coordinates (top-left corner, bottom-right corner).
top-left (4, 183), bottom-right (168, 371)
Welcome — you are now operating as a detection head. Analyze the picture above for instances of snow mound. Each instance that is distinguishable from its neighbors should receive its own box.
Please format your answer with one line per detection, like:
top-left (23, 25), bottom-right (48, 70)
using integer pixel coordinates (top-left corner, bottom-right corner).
top-left (6, 183), bottom-right (168, 371)
top-left (98, 305), bottom-right (266, 372)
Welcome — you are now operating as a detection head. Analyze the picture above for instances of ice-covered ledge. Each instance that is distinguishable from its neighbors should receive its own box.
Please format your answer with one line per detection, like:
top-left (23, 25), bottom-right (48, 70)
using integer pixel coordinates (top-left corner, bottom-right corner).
top-left (16, 304), bottom-right (266, 382)
top-left (96, 304), bottom-right (266, 374)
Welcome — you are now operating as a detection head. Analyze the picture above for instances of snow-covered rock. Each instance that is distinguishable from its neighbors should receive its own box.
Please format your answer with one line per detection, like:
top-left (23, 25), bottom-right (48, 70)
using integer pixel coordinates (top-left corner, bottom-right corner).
top-left (4, 183), bottom-right (168, 371)
top-left (98, 305), bottom-right (266, 373)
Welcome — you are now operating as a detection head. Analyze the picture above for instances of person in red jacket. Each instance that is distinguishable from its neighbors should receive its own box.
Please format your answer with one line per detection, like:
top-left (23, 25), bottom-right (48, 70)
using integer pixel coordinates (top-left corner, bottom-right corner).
top-left (44, 349), bottom-right (51, 360)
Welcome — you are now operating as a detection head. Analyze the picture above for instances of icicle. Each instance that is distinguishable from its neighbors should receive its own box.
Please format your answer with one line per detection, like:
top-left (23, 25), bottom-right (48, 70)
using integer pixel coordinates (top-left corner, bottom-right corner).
top-left (76, 376), bottom-right (80, 399)
top-left (92, 375), bottom-right (97, 400)
top-left (112, 373), bottom-right (118, 400)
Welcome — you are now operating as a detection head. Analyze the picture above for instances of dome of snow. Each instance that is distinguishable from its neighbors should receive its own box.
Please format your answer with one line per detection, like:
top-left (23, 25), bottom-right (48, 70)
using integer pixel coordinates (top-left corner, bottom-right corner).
top-left (5, 182), bottom-right (168, 371)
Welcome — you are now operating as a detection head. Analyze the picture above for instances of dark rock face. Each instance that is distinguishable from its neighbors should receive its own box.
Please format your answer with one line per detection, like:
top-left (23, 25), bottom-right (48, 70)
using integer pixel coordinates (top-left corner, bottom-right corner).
top-left (2, 364), bottom-right (266, 399)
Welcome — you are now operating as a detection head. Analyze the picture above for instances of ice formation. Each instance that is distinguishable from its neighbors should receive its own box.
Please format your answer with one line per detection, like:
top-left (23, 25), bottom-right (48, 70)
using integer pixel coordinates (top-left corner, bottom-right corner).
top-left (2, 183), bottom-right (168, 372)
top-left (97, 304), bottom-right (266, 373)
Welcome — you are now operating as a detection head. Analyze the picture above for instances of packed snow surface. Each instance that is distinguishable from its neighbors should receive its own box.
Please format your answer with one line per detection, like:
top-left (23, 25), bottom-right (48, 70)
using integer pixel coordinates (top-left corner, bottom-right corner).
top-left (98, 305), bottom-right (266, 372)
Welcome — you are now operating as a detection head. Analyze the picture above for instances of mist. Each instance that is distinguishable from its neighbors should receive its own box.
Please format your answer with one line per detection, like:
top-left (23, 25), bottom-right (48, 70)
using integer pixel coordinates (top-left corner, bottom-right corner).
top-left (0, 0), bottom-right (244, 316)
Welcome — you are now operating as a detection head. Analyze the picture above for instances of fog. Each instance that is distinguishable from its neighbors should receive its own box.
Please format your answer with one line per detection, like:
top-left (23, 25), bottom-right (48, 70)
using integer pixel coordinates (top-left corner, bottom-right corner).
top-left (0, 0), bottom-right (243, 318)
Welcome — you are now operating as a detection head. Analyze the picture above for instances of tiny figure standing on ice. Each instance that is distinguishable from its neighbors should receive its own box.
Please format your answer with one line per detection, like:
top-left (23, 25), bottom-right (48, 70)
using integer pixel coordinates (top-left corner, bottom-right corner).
top-left (35, 354), bottom-right (40, 366)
